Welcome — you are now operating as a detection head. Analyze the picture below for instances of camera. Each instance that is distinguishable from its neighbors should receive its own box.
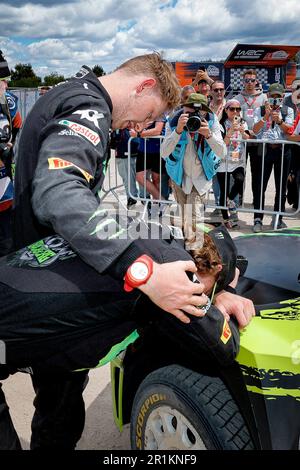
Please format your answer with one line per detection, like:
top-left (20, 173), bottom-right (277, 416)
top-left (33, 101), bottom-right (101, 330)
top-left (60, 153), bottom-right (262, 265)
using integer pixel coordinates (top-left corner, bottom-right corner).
top-left (185, 110), bottom-right (205, 132)
top-left (233, 116), bottom-right (244, 125)
top-left (268, 97), bottom-right (283, 107)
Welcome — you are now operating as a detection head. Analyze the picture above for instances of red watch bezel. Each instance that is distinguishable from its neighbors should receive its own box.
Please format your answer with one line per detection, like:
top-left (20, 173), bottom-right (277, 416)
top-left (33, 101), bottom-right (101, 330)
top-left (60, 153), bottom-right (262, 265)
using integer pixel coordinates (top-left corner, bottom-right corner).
top-left (124, 255), bottom-right (153, 292)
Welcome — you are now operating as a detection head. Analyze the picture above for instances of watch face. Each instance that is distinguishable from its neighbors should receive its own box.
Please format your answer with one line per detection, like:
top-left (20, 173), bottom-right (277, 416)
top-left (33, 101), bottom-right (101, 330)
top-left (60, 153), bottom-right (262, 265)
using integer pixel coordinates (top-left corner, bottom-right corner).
top-left (130, 261), bottom-right (149, 281)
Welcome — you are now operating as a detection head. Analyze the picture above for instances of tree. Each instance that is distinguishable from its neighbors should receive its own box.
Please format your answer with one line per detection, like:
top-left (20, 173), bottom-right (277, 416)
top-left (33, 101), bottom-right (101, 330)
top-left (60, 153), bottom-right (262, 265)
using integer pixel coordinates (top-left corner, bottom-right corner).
top-left (92, 65), bottom-right (105, 76)
top-left (43, 72), bottom-right (65, 86)
top-left (10, 63), bottom-right (41, 87)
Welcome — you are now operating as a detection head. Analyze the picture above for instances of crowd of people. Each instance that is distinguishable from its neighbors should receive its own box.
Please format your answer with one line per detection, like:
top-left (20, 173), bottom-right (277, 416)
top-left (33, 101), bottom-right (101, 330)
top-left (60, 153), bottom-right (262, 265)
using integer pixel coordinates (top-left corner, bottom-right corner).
top-left (112, 67), bottom-right (300, 232)
top-left (0, 48), bottom-right (298, 451)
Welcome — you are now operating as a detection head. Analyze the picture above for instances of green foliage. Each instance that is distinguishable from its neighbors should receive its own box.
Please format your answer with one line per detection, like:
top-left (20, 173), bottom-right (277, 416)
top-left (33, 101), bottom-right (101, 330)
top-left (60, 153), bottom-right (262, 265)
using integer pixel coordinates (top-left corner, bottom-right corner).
top-left (43, 72), bottom-right (65, 86)
top-left (92, 65), bottom-right (106, 76)
top-left (10, 63), bottom-right (41, 87)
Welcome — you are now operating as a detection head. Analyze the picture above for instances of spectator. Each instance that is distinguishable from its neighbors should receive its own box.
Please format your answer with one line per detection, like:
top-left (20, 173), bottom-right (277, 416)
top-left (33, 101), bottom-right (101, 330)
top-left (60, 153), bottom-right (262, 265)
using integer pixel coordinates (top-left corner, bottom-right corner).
top-left (161, 93), bottom-right (226, 246)
top-left (252, 83), bottom-right (294, 231)
top-left (209, 80), bottom-right (227, 217)
top-left (210, 81), bottom-right (226, 121)
top-left (180, 85), bottom-right (195, 105)
top-left (234, 69), bottom-right (267, 212)
top-left (39, 85), bottom-right (52, 96)
top-left (110, 128), bottom-right (139, 208)
top-left (287, 111), bottom-right (300, 209)
top-left (191, 68), bottom-right (214, 97)
top-left (0, 51), bottom-right (22, 255)
top-left (134, 116), bottom-right (168, 201)
top-left (217, 99), bottom-right (250, 228)
top-left (284, 76), bottom-right (300, 209)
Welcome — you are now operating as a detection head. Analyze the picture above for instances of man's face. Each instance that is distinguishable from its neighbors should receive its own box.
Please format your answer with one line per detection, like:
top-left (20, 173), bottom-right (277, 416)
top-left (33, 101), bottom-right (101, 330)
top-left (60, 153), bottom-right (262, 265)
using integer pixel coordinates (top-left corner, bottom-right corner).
top-left (111, 86), bottom-right (167, 131)
top-left (0, 79), bottom-right (8, 96)
top-left (198, 81), bottom-right (210, 96)
top-left (243, 74), bottom-right (257, 93)
top-left (211, 83), bottom-right (225, 101)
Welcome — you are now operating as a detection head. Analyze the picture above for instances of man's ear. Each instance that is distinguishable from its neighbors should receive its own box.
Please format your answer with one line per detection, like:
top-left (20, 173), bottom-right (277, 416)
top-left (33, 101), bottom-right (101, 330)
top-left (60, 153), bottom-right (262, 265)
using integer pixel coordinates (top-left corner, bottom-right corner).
top-left (136, 78), bottom-right (156, 95)
top-left (217, 264), bottom-right (223, 273)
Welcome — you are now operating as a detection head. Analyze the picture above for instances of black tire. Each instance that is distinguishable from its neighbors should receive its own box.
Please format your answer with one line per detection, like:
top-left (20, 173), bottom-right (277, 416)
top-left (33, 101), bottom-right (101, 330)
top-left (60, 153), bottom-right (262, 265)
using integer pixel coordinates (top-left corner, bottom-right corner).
top-left (130, 364), bottom-right (254, 450)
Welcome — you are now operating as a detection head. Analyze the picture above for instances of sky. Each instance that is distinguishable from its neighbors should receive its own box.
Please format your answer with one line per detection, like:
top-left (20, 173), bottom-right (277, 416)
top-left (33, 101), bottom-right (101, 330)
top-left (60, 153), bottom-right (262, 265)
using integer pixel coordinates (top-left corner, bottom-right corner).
top-left (1, 0), bottom-right (300, 78)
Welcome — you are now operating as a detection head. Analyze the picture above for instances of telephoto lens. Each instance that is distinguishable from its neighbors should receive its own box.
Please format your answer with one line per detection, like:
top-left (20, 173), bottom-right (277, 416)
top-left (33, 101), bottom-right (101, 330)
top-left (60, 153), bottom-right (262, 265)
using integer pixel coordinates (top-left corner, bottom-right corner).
top-left (185, 112), bottom-right (203, 132)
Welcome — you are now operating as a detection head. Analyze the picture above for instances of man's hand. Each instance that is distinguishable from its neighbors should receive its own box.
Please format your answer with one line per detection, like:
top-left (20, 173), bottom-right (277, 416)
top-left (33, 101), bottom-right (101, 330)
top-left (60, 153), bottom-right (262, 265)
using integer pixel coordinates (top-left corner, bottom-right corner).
top-left (176, 113), bottom-right (189, 134)
top-left (198, 119), bottom-right (211, 138)
top-left (214, 291), bottom-right (255, 329)
top-left (195, 70), bottom-right (212, 85)
top-left (139, 260), bottom-right (210, 324)
top-left (271, 110), bottom-right (281, 124)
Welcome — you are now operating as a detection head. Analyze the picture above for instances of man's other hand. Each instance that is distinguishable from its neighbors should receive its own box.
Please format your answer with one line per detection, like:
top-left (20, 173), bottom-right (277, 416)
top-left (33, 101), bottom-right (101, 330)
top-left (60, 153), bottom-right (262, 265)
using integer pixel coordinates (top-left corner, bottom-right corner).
top-left (139, 260), bottom-right (209, 324)
top-left (214, 291), bottom-right (255, 329)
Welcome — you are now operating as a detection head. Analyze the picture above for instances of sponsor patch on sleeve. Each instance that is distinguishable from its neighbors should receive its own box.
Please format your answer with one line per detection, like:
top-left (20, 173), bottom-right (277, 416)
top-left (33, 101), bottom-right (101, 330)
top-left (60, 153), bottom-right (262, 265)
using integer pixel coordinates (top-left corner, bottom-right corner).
top-left (58, 119), bottom-right (100, 146)
top-left (220, 318), bottom-right (232, 344)
top-left (48, 157), bottom-right (93, 183)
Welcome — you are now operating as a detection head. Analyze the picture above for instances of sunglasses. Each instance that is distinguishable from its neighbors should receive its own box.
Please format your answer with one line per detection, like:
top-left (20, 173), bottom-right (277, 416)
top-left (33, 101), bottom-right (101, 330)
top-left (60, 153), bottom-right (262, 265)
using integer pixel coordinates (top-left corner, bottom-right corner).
top-left (227, 107), bottom-right (241, 112)
top-left (244, 78), bottom-right (256, 83)
top-left (213, 88), bottom-right (224, 92)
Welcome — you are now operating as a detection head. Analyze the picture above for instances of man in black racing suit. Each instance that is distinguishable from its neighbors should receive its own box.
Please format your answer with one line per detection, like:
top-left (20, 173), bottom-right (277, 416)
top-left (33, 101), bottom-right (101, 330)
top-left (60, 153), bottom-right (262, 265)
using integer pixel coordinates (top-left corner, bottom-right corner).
top-left (1, 53), bottom-right (254, 450)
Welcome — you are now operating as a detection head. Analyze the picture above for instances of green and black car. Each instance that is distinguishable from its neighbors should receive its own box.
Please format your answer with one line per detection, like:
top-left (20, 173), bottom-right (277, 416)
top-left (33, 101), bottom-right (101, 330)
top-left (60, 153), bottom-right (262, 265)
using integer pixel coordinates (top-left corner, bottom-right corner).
top-left (111, 228), bottom-right (300, 450)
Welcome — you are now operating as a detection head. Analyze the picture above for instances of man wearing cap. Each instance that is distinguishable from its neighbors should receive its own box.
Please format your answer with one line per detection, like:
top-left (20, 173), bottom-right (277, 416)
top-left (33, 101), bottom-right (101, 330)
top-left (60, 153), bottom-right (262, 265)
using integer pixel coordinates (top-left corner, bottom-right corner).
top-left (252, 83), bottom-right (294, 231)
top-left (161, 93), bottom-right (226, 244)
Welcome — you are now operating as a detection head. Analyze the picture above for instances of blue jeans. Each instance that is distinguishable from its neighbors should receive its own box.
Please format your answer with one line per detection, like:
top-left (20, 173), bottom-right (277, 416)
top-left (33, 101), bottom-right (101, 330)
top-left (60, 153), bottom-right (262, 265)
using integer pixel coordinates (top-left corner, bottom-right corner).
top-left (116, 157), bottom-right (138, 199)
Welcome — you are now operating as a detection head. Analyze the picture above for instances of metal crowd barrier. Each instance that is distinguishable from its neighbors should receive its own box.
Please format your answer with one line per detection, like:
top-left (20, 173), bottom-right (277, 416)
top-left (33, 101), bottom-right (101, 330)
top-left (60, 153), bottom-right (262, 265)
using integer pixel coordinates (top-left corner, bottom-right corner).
top-left (207, 138), bottom-right (300, 228)
top-left (8, 88), bottom-right (40, 120)
top-left (102, 135), bottom-right (300, 227)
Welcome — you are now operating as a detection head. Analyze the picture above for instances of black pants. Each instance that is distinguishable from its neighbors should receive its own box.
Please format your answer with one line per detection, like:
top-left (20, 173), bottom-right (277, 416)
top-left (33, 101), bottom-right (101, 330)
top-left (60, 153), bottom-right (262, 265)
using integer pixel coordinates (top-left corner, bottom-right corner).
top-left (217, 167), bottom-right (245, 221)
top-left (251, 144), bottom-right (291, 221)
top-left (0, 208), bottom-right (13, 257)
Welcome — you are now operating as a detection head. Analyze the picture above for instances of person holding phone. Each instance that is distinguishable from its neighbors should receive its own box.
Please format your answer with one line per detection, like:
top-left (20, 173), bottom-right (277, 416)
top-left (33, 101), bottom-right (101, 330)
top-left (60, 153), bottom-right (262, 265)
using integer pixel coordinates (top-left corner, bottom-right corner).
top-left (217, 100), bottom-right (250, 228)
top-left (252, 83), bottom-right (294, 231)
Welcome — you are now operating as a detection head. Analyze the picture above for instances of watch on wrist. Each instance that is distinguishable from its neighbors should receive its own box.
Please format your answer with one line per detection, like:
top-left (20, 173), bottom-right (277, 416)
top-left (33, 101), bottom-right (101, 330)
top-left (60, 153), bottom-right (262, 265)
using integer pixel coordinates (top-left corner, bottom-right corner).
top-left (124, 255), bottom-right (154, 292)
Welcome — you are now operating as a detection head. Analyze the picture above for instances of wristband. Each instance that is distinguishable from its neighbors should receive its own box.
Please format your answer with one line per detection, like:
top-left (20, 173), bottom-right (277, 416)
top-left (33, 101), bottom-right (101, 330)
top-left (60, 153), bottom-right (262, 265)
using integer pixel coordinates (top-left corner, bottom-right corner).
top-left (224, 285), bottom-right (237, 295)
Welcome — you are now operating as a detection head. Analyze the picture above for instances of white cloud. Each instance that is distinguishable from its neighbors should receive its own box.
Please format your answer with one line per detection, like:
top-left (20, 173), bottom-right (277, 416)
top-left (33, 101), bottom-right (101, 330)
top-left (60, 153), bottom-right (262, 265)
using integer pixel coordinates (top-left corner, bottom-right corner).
top-left (0, 0), bottom-right (300, 78)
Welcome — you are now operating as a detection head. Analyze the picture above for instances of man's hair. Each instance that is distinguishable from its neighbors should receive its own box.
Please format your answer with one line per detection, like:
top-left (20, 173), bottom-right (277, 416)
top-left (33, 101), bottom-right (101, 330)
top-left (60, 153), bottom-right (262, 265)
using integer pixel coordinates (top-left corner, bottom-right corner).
top-left (188, 233), bottom-right (222, 277)
top-left (116, 52), bottom-right (180, 110)
top-left (211, 80), bottom-right (225, 89)
top-left (243, 69), bottom-right (257, 78)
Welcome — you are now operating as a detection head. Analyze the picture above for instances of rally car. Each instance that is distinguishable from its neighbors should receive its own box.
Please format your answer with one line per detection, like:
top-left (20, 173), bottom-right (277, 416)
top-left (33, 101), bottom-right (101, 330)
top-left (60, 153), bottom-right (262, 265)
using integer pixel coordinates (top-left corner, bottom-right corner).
top-left (110, 228), bottom-right (300, 450)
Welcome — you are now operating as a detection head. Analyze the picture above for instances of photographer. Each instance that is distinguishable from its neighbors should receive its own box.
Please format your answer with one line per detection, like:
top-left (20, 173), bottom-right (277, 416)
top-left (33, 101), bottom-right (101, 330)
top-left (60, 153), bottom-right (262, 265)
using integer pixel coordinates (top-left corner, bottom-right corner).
top-left (252, 83), bottom-right (294, 231)
top-left (161, 93), bottom-right (226, 245)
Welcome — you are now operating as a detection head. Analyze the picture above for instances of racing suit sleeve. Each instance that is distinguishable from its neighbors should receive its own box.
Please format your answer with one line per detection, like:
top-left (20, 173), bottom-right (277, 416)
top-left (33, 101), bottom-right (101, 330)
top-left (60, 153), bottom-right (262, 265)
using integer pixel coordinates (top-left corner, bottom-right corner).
top-left (30, 95), bottom-right (140, 277)
top-left (155, 303), bottom-right (240, 366)
top-left (31, 95), bottom-right (191, 279)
